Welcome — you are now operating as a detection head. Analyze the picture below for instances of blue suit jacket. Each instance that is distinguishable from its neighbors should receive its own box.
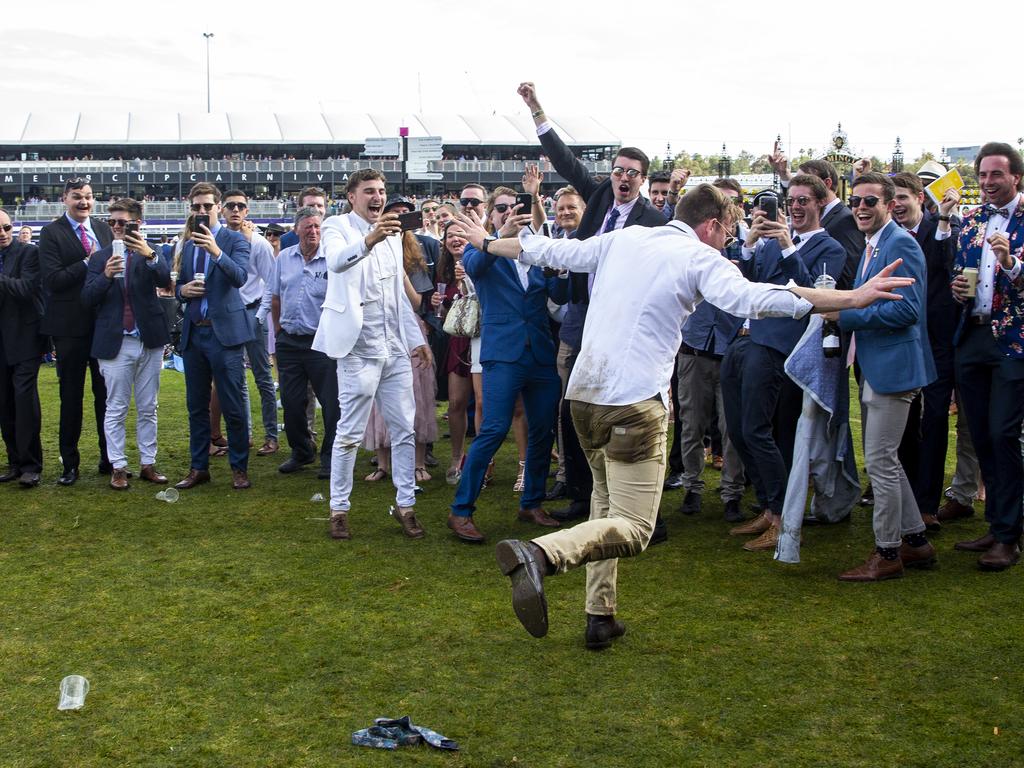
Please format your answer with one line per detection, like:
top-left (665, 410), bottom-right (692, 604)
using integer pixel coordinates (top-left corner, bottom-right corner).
top-left (176, 227), bottom-right (253, 349)
top-left (82, 246), bottom-right (172, 359)
top-left (744, 232), bottom-right (847, 355)
top-left (462, 242), bottom-right (568, 365)
top-left (839, 220), bottom-right (936, 393)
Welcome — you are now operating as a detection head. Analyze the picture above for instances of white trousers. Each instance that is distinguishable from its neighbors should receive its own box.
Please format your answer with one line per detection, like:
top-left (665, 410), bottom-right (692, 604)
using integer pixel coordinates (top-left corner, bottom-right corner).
top-left (98, 336), bottom-right (163, 469)
top-left (329, 355), bottom-right (416, 512)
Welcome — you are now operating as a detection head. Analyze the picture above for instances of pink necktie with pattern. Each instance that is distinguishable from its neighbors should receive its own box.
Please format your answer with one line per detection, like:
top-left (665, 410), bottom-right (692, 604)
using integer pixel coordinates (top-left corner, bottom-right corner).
top-left (847, 244), bottom-right (874, 366)
top-left (78, 224), bottom-right (92, 255)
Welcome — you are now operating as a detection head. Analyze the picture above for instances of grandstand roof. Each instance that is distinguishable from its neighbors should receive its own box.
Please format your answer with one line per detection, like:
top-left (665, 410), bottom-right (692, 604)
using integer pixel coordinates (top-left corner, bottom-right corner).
top-left (0, 112), bottom-right (619, 147)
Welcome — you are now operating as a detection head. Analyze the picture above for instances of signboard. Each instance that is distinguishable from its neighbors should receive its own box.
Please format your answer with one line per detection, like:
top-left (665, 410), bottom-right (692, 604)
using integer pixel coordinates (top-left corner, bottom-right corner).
top-left (363, 138), bottom-right (401, 156)
top-left (407, 136), bottom-right (443, 162)
top-left (408, 172), bottom-right (443, 181)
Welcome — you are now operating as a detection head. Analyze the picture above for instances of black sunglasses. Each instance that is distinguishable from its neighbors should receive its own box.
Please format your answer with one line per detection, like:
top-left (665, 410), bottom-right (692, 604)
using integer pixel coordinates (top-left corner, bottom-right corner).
top-left (0, 224), bottom-right (12, 233)
top-left (460, 198), bottom-right (484, 207)
top-left (108, 219), bottom-right (137, 228)
top-left (849, 195), bottom-right (881, 209)
top-left (64, 177), bottom-right (90, 191)
top-left (223, 201), bottom-right (247, 211)
top-left (787, 195), bottom-right (813, 207)
top-left (190, 202), bottom-right (216, 212)
top-left (492, 203), bottom-right (521, 213)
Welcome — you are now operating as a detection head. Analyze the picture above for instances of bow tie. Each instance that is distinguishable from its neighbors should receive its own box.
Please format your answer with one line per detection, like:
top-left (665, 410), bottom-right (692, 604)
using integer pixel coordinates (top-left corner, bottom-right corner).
top-left (984, 204), bottom-right (1010, 218)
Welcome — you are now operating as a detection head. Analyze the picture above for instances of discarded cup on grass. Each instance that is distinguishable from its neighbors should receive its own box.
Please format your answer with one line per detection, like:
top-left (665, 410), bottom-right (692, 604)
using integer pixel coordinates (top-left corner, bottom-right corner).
top-left (155, 488), bottom-right (179, 503)
top-left (58, 675), bottom-right (89, 710)
top-left (310, 492), bottom-right (324, 502)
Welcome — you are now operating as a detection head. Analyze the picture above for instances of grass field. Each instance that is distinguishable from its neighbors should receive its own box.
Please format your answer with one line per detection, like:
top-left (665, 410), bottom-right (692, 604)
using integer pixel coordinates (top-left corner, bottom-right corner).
top-left (1, 366), bottom-right (1021, 767)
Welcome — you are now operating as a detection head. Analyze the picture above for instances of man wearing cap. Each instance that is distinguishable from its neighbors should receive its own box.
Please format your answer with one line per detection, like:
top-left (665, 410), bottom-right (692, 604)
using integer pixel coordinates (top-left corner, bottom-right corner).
top-left (313, 169), bottom-right (432, 541)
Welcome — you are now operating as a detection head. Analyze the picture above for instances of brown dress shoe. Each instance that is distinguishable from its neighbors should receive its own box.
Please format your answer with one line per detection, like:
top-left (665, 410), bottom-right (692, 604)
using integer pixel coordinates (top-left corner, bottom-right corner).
top-left (232, 469), bottom-right (251, 490)
top-left (448, 513), bottom-right (485, 543)
top-left (174, 469), bottom-right (211, 490)
top-left (329, 512), bottom-right (350, 540)
top-left (954, 532), bottom-right (996, 552)
top-left (838, 551), bottom-right (904, 582)
top-left (920, 512), bottom-right (941, 532)
top-left (517, 506), bottom-right (561, 527)
top-left (391, 505), bottom-right (426, 539)
top-left (109, 468), bottom-right (129, 490)
top-left (257, 438), bottom-right (279, 456)
top-left (899, 540), bottom-right (937, 569)
top-left (936, 497), bottom-right (974, 523)
top-left (742, 523), bottom-right (779, 552)
top-left (730, 510), bottom-right (771, 536)
top-left (139, 465), bottom-right (168, 484)
top-left (977, 540), bottom-right (1021, 571)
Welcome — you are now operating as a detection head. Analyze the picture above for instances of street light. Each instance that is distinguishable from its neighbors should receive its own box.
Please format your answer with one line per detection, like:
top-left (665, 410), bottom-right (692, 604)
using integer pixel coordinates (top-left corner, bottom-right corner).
top-left (203, 32), bottom-right (215, 113)
top-left (891, 136), bottom-right (903, 173)
top-left (665, 142), bottom-right (673, 171)
top-left (717, 143), bottom-right (731, 178)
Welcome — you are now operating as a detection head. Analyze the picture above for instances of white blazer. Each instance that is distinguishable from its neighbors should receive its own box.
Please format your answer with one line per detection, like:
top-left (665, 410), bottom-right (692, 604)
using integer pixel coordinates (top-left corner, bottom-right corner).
top-left (312, 212), bottom-right (425, 360)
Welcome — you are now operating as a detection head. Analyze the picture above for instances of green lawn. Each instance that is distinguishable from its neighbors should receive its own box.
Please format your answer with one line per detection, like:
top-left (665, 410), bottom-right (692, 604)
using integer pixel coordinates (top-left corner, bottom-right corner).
top-left (1, 366), bottom-right (1021, 767)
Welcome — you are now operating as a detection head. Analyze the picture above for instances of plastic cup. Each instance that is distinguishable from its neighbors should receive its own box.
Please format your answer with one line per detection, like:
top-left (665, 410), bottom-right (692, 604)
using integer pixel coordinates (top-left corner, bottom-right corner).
top-left (814, 273), bottom-right (836, 290)
top-left (194, 272), bottom-right (206, 285)
top-left (58, 675), bottom-right (89, 710)
top-left (155, 488), bottom-right (179, 503)
top-left (962, 267), bottom-right (978, 298)
top-left (170, 271), bottom-right (179, 282)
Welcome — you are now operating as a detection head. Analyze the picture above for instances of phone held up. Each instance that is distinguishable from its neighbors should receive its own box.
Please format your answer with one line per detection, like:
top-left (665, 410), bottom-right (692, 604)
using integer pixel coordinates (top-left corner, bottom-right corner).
top-left (398, 210), bottom-right (423, 232)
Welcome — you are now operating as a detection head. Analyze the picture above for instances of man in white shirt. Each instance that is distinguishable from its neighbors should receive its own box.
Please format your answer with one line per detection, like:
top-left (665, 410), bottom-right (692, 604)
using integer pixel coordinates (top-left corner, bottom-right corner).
top-left (313, 170), bottom-right (433, 541)
top-left (455, 184), bottom-right (916, 649)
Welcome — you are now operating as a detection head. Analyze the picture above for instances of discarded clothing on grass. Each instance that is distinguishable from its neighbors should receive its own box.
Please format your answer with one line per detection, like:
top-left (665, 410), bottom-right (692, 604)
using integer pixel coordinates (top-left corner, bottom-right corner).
top-left (351, 715), bottom-right (459, 751)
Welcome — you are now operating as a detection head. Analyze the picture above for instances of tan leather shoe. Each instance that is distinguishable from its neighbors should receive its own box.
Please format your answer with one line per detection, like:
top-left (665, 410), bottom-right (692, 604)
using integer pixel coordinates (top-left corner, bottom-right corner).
top-left (139, 464), bottom-right (167, 484)
top-left (899, 541), bottom-right (937, 568)
top-left (109, 468), bottom-right (129, 490)
top-left (838, 551), bottom-right (904, 582)
top-left (231, 469), bottom-right (251, 490)
top-left (174, 469), bottom-right (211, 490)
top-left (936, 497), bottom-right (974, 522)
top-left (730, 510), bottom-right (771, 536)
top-left (391, 505), bottom-right (425, 539)
top-left (920, 512), bottom-right (941, 531)
top-left (448, 513), bottom-right (485, 543)
top-left (742, 524), bottom-right (779, 552)
top-left (517, 506), bottom-right (561, 527)
top-left (257, 438), bottom-right (279, 456)
top-left (329, 512), bottom-right (350, 540)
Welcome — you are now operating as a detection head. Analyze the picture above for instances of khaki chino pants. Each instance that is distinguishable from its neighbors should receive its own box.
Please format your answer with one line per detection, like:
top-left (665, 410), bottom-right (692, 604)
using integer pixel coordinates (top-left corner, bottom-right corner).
top-left (533, 397), bottom-right (667, 616)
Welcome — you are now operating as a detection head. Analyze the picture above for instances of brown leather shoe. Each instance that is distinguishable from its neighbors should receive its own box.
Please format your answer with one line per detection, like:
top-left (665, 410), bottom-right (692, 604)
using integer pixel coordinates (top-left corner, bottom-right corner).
top-left (109, 468), bottom-right (129, 490)
top-left (742, 523), bottom-right (779, 552)
top-left (954, 532), bottom-right (996, 552)
top-left (900, 540), bottom-right (937, 569)
top-left (937, 496), bottom-right (974, 523)
top-left (838, 551), bottom-right (904, 582)
top-left (920, 512), bottom-right (941, 532)
top-left (730, 510), bottom-right (771, 536)
top-left (139, 464), bottom-right (167, 484)
top-left (517, 506), bottom-right (561, 527)
top-left (448, 513), bottom-right (485, 543)
top-left (174, 469), bottom-right (211, 490)
top-left (329, 512), bottom-right (350, 540)
top-left (257, 438), bottom-right (279, 456)
top-left (977, 540), bottom-right (1021, 571)
top-left (391, 505), bottom-right (425, 539)
top-left (232, 469), bottom-right (251, 490)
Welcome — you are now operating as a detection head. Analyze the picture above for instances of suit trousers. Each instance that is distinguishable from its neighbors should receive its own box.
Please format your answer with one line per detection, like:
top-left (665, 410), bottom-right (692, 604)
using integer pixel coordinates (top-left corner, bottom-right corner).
top-left (97, 336), bottom-right (163, 468)
top-left (676, 352), bottom-right (744, 501)
top-left (52, 334), bottom-right (108, 470)
top-left (451, 346), bottom-right (561, 517)
top-left (666, 347), bottom-right (684, 474)
top-left (553, 340), bottom-right (573, 484)
top-left (557, 344), bottom-right (593, 505)
top-left (533, 398), bottom-right (667, 616)
top-left (899, 343), bottom-right (955, 514)
top-left (954, 323), bottom-right (1024, 544)
top-left (330, 354), bottom-right (416, 512)
top-left (0, 352), bottom-right (42, 473)
top-left (243, 309), bottom-right (278, 442)
top-left (860, 379), bottom-right (925, 548)
top-left (182, 326), bottom-right (249, 472)
top-left (276, 330), bottom-right (338, 471)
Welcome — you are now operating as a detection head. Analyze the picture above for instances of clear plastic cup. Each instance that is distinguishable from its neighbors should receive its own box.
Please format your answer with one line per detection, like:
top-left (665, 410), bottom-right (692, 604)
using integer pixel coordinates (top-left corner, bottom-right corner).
top-left (155, 488), bottom-right (179, 503)
top-left (58, 675), bottom-right (89, 710)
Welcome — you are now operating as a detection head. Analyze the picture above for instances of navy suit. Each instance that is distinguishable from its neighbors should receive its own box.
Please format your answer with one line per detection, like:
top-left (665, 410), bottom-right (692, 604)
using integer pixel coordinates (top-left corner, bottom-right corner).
top-left (176, 226), bottom-right (254, 472)
top-left (450, 242), bottom-right (567, 518)
top-left (722, 232), bottom-right (847, 514)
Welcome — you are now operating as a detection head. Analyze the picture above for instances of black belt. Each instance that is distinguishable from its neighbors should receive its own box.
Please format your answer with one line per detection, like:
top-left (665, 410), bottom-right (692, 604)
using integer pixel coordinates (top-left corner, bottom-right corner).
top-left (679, 343), bottom-right (720, 360)
top-left (245, 299), bottom-right (261, 310)
top-left (968, 315), bottom-right (991, 326)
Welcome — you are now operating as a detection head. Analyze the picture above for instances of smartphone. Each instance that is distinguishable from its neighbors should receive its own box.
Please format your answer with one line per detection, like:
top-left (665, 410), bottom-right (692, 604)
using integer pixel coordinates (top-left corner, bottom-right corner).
top-left (194, 214), bottom-right (210, 232)
top-left (124, 222), bottom-right (139, 237)
top-left (516, 193), bottom-right (533, 215)
top-left (759, 195), bottom-right (778, 222)
top-left (398, 210), bottom-right (423, 232)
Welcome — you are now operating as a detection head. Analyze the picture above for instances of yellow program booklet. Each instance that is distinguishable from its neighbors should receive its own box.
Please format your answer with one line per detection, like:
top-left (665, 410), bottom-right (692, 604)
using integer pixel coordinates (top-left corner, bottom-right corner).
top-left (925, 168), bottom-right (965, 206)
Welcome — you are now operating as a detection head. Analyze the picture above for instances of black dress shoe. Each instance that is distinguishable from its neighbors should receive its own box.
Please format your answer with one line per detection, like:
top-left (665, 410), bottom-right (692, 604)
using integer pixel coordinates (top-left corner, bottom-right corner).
top-left (18, 472), bottom-right (40, 487)
top-left (978, 540), bottom-right (1021, 571)
top-left (679, 490), bottom-right (701, 516)
top-left (278, 457), bottom-right (312, 474)
top-left (649, 516), bottom-right (668, 546)
top-left (0, 466), bottom-right (19, 483)
top-left (57, 467), bottom-right (79, 486)
top-left (585, 613), bottom-right (627, 650)
top-left (723, 499), bottom-right (745, 523)
top-left (551, 501), bottom-right (589, 523)
top-left (663, 471), bottom-right (685, 490)
top-left (803, 511), bottom-right (851, 526)
top-left (495, 539), bottom-right (550, 638)
top-left (545, 480), bottom-right (567, 501)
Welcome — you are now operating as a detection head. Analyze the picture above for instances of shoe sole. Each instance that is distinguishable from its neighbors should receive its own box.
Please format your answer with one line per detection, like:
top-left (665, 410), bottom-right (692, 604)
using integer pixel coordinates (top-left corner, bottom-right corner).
top-left (977, 556), bottom-right (1020, 572)
top-left (585, 626), bottom-right (626, 651)
top-left (495, 540), bottom-right (548, 638)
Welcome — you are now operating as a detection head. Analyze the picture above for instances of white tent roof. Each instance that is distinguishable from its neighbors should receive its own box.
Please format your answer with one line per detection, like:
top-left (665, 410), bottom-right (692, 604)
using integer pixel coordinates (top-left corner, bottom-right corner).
top-left (0, 112), bottom-right (620, 147)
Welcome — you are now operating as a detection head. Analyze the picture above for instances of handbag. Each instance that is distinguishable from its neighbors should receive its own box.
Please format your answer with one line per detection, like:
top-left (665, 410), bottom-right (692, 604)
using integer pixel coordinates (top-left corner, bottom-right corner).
top-left (443, 294), bottom-right (481, 338)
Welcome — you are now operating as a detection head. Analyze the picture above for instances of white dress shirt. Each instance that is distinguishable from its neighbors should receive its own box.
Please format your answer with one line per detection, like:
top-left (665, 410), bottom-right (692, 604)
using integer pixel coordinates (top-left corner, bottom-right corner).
top-left (517, 221), bottom-right (813, 407)
top-left (348, 214), bottom-right (407, 359)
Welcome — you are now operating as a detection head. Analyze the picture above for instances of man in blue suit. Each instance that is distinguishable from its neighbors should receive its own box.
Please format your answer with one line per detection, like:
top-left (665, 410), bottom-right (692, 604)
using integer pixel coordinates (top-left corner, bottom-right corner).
top-left (447, 188), bottom-right (568, 543)
top-left (82, 198), bottom-right (171, 490)
top-left (832, 172), bottom-right (936, 581)
top-left (722, 175), bottom-right (847, 551)
top-left (174, 183), bottom-right (254, 491)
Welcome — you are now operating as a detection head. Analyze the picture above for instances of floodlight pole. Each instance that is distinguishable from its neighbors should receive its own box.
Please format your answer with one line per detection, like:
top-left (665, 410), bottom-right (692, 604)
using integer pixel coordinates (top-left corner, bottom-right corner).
top-left (203, 32), bottom-right (215, 113)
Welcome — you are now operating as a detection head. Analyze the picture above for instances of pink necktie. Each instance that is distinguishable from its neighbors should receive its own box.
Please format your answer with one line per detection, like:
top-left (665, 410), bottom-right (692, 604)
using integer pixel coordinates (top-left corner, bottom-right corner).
top-left (848, 244), bottom-right (875, 366)
top-left (78, 224), bottom-right (92, 255)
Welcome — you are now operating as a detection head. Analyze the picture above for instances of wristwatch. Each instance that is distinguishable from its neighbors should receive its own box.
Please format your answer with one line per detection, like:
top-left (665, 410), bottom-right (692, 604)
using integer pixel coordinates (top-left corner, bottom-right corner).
top-left (481, 236), bottom-right (497, 254)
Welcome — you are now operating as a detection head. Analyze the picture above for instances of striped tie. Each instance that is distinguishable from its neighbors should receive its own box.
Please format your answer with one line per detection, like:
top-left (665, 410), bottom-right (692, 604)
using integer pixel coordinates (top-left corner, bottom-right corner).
top-left (78, 224), bottom-right (92, 255)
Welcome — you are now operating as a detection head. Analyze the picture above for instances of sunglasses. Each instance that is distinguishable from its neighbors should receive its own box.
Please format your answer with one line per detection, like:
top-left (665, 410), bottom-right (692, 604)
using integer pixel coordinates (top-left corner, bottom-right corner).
top-left (190, 202), bottom-right (217, 212)
top-left (786, 195), bottom-right (813, 207)
top-left (64, 177), bottom-right (90, 191)
top-left (611, 167), bottom-right (642, 179)
top-left (108, 219), bottom-right (138, 228)
top-left (460, 198), bottom-right (484, 207)
top-left (421, 206), bottom-right (439, 214)
top-left (492, 203), bottom-right (521, 213)
top-left (223, 201), bottom-right (247, 211)
top-left (849, 195), bottom-right (881, 209)
top-left (716, 219), bottom-right (736, 249)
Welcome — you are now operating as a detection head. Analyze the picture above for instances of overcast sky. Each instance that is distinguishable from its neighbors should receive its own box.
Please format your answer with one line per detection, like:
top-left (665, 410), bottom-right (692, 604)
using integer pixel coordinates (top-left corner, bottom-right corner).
top-left (5, 0), bottom-right (1020, 163)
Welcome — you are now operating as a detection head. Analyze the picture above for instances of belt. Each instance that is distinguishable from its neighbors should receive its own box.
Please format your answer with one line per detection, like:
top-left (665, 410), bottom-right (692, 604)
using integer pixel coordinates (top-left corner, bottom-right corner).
top-left (245, 299), bottom-right (261, 310)
top-left (193, 318), bottom-right (213, 327)
top-left (968, 315), bottom-right (991, 326)
top-left (737, 328), bottom-right (751, 337)
top-left (679, 342), bottom-right (720, 360)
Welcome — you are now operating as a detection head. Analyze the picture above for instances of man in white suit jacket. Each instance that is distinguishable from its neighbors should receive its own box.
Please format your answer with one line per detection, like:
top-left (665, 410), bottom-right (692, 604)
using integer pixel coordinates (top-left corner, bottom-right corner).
top-left (313, 169), bottom-right (432, 540)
